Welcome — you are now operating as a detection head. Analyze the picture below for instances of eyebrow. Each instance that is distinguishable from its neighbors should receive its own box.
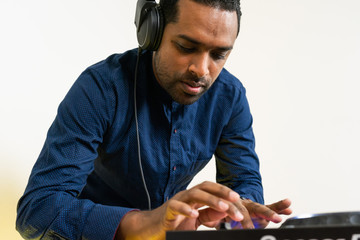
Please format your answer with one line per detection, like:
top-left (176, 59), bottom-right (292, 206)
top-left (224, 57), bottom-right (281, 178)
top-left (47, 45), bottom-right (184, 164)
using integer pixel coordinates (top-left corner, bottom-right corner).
top-left (177, 34), bottom-right (233, 51)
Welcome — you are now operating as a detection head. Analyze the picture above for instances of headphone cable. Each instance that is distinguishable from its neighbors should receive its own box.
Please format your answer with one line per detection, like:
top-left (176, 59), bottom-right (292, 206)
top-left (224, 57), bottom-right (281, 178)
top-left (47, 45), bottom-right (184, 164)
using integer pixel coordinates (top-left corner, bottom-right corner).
top-left (134, 47), bottom-right (152, 210)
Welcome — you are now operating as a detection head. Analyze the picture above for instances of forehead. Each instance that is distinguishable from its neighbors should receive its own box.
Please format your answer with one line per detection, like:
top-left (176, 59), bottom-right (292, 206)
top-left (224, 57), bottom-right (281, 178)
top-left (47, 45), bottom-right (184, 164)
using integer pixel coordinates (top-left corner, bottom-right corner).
top-left (166, 0), bottom-right (238, 46)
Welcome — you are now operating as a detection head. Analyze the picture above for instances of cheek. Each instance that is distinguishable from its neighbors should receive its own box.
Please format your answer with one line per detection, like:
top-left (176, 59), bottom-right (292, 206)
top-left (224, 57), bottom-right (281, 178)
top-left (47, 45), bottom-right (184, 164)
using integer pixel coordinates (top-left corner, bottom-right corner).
top-left (168, 45), bottom-right (194, 71)
top-left (173, 54), bottom-right (191, 73)
top-left (209, 62), bottom-right (225, 81)
top-left (160, 50), bottom-right (189, 75)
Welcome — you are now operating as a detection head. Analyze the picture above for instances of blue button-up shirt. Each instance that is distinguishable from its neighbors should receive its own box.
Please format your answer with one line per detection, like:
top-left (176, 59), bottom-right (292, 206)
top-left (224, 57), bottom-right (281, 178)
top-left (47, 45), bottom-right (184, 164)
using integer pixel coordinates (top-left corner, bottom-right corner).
top-left (16, 49), bottom-right (263, 240)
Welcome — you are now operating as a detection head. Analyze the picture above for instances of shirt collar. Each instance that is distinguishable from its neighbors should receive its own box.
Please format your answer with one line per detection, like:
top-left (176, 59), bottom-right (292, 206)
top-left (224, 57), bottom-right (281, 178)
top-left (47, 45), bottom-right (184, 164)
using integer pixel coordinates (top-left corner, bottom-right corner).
top-left (138, 50), bottom-right (173, 105)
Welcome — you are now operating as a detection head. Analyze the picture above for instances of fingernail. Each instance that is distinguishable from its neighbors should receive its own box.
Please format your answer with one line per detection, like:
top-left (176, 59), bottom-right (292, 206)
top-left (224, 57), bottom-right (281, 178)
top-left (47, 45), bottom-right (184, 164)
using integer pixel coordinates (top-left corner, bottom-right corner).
top-left (235, 211), bottom-right (243, 220)
top-left (218, 201), bottom-right (229, 210)
top-left (229, 191), bottom-right (240, 200)
top-left (273, 213), bottom-right (282, 223)
top-left (190, 209), bottom-right (199, 217)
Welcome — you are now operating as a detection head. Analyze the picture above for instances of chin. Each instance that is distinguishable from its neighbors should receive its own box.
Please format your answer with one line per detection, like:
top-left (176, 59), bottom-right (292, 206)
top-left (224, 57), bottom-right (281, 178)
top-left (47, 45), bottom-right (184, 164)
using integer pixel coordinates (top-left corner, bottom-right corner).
top-left (173, 94), bottom-right (202, 105)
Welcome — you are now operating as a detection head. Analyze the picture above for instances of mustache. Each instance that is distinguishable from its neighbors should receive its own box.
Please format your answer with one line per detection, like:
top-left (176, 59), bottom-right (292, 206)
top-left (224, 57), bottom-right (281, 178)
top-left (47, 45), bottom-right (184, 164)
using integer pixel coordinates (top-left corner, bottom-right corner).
top-left (181, 72), bottom-right (208, 86)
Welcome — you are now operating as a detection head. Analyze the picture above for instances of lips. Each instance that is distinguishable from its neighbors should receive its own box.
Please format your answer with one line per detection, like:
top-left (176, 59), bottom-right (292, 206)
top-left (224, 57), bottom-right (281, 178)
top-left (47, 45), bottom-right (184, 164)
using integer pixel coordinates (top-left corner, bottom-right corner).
top-left (181, 81), bottom-right (204, 95)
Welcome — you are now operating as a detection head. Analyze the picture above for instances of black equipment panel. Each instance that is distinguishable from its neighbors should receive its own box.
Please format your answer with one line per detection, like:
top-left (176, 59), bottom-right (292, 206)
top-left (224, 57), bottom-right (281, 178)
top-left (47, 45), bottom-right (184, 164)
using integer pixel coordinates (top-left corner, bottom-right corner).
top-left (166, 226), bottom-right (360, 240)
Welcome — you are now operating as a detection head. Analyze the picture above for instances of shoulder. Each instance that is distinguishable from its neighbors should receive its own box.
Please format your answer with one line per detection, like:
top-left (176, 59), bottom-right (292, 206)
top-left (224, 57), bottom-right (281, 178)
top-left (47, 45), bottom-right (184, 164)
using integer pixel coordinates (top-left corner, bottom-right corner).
top-left (197, 68), bottom-right (249, 119)
top-left (207, 68), bottom-right (246, 102)
top-left (216, 68), bottom-right (245, 92)
top-left (64, 49), bottom-right (142, 112)
top-left (72, 48), bottom-right (145, 100)
top-left (85, 48), bottom-right (139, 81)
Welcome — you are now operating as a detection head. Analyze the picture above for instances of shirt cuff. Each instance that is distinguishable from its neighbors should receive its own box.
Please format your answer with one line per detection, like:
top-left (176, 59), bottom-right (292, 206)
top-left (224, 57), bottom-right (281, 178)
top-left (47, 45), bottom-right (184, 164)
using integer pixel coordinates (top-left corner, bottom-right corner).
top-left (82, 204), bottom-right (135, 240)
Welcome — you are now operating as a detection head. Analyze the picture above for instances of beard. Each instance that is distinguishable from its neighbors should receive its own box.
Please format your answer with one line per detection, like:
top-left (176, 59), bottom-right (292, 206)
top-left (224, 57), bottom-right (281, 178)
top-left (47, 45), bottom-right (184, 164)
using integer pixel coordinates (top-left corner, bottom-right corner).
top-left (153, 52), bottom-right (212, 105)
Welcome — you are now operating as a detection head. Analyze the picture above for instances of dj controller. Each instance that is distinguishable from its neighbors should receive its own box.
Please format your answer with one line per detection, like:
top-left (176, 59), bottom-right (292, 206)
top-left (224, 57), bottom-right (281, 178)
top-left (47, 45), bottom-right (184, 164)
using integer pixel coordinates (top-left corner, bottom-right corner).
top-left (166, 212), bottom-right (360, 240)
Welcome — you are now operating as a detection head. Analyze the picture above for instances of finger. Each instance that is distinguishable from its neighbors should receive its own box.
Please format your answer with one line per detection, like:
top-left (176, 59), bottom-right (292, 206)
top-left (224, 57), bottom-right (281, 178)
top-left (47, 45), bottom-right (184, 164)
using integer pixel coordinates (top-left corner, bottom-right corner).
top-left (176, 187), bottom-right (244, 222)
top-left (191, 181), bottom-right (240, 202)
top-left (256, 207), bottom-right (282, 223)
top-left (166, 199), bottom-right (199, 220)
top-left (278, 208), bottom-right (293, 215)
top-left (197, 208), bottom-right (227, 228)
top-left (225, 200), bottom-right (244, 222)
top-left (243, 199), bottom-right (282, 223)
top-left (199, 208), bottom-right (228, 222)
top-left (177, 188), bottom-right (232, 213)
top-left (234, 200), bottom-right (254, 229)
top-left (266, 198), bottom-right (292, 215)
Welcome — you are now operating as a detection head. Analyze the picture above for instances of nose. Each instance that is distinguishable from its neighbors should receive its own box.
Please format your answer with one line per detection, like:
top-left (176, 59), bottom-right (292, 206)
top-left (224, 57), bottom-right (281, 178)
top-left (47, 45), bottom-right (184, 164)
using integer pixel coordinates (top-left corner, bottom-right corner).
top-left (188, 53), bottom-right (210, 79)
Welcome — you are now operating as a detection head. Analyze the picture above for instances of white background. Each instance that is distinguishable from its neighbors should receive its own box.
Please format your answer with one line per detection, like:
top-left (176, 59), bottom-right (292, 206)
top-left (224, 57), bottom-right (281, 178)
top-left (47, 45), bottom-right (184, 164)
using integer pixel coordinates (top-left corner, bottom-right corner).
top-left (1, 0), bottom-right (360, 238)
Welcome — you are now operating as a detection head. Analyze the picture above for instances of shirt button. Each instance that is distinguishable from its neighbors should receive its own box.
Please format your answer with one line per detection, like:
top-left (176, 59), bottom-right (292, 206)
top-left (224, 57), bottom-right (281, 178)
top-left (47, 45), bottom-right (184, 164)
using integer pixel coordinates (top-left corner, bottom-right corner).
top-left (173, 166), bottom-right (177, 171)
top-left (174, 129), bottom-right (177, 133)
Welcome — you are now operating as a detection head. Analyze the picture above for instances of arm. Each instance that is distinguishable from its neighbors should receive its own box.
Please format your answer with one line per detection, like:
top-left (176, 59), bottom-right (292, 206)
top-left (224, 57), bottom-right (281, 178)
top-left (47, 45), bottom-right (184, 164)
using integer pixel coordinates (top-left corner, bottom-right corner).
top-left (214, 85), bottom-right (292, 228)
top-left (16, 69), bottom-right (132, 240)
top-left (215, 85), bottom-right (263, 203)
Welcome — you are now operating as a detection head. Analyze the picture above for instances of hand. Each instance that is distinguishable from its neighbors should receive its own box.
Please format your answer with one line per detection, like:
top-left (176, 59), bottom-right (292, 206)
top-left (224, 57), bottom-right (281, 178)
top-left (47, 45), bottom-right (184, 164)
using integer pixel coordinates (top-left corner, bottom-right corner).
top-left (116, 181), bottom-right (292, 240)
top-left (228, 198), bottom-right (292, 229)
top-left (117, 181), bottom-right (243, 240)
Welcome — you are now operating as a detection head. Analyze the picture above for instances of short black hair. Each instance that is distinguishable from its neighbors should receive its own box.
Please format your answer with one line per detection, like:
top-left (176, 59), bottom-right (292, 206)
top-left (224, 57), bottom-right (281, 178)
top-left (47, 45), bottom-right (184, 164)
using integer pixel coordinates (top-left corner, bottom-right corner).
top-left (160, 0), bottom-right (242, 35)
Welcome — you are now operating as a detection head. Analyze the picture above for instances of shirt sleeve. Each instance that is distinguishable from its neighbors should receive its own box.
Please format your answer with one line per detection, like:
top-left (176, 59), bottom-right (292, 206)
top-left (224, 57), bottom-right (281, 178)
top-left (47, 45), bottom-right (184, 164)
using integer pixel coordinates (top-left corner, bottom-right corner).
top-left (215, 85), bottom-right (264, 204)
top-left (16, 68), bottom-right (134, 240)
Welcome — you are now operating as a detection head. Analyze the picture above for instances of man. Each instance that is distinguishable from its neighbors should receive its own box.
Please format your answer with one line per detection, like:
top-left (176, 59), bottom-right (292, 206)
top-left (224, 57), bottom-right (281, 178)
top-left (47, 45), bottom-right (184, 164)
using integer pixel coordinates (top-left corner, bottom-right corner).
top-left (16, 0), bottom-right (292, 239)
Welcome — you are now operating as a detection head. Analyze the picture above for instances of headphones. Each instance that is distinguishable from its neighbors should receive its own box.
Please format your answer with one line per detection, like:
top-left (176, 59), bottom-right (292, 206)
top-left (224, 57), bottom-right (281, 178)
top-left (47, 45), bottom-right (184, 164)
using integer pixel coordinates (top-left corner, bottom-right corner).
top-left (134, 0), bottom-right (164, 51)
top-left (134, 0), bottom-right (165, 210)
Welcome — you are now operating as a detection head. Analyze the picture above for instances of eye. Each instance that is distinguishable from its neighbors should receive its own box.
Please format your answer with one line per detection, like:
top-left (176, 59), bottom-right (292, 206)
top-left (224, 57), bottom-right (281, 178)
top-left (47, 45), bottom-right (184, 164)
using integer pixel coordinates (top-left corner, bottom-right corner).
top-left (176, 42), bottom-right (195, 54)
top-left (211, 51), bottom-right (227, 61)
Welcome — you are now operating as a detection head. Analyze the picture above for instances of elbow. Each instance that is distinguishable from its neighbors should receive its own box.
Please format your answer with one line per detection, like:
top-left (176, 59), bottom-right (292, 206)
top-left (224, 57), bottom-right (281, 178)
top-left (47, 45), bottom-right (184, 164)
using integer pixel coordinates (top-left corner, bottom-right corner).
top-left (16, 196), bottom-right (45, 240)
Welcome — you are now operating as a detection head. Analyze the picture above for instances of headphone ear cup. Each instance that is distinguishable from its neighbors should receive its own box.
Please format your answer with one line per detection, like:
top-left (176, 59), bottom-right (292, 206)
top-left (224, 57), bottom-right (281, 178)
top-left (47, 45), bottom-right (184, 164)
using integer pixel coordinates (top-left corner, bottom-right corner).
top-left (137, 5), bottom-right (164, 51)
top-left (152, 5), bottom-right (164, 51)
